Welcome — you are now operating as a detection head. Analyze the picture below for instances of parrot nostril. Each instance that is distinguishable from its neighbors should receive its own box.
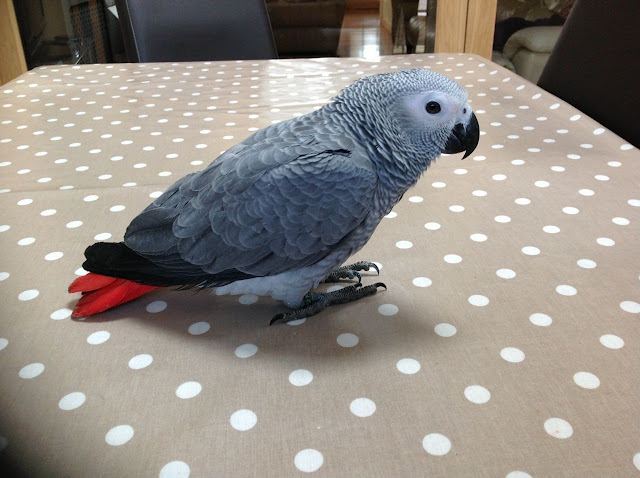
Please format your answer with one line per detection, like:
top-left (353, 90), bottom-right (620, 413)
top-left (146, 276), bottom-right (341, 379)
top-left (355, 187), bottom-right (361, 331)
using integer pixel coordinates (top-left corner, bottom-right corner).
top-left (463, 108), bottom-right (467, 114)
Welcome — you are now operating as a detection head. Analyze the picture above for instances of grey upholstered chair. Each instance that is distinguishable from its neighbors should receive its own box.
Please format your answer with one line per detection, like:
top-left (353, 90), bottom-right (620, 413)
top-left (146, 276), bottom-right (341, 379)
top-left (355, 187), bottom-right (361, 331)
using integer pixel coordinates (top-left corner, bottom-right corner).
top-left (537, 0), bottom-right (639, 147)
top-left (115, 0), bottom-right (277, 62)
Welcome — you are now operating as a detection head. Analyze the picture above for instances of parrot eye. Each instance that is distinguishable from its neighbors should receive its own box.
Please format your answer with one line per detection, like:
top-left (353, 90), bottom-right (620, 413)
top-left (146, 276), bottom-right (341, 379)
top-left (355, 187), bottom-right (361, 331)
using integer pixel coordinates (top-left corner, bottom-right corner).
top-left (426, 101), bottom-right (441, 114)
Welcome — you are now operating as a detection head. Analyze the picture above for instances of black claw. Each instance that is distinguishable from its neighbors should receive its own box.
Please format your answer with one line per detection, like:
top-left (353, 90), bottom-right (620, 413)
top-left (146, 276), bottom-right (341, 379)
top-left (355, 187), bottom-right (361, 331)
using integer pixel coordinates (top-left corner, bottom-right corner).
top-left (270, 314), bottom-right (285, 326)
top-left (370, 263), bottom-right (380, 275)
top-left (374, 282), bottom-right (387, 290)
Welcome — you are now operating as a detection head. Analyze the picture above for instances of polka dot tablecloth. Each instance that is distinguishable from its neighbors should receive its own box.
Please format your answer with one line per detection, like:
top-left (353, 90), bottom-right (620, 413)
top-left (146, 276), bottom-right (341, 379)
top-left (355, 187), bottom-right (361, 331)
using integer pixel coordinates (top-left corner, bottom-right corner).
top-left (1, 54), bottom-right (639, 477)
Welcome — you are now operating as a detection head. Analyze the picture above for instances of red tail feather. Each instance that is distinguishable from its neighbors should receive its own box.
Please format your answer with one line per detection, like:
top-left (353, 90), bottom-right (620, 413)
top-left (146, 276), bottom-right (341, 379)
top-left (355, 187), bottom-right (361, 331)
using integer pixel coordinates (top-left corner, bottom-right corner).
top-left (69, 273), bottom-right (158, 317)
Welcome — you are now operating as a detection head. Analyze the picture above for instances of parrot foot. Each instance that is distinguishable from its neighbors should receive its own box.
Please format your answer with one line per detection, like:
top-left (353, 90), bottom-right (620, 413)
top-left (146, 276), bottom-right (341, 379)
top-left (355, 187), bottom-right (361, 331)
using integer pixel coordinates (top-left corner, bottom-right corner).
top-left (323, 261), bottom-right (380, 284)
top-left (270, 282), bottom-right (387, 325)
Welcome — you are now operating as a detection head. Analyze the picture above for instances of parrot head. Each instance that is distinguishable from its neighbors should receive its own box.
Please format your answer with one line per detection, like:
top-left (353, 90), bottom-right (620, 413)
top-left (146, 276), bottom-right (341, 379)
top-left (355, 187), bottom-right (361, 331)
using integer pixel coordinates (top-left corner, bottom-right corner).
top-left (337, 68), bottom-right (480, 164)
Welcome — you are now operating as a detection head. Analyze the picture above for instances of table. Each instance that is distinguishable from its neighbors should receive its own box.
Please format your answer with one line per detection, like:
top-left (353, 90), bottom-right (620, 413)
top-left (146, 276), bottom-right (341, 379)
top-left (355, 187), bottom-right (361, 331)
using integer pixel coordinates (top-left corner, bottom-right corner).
top-left (1, 54), bottom-right (639, 477)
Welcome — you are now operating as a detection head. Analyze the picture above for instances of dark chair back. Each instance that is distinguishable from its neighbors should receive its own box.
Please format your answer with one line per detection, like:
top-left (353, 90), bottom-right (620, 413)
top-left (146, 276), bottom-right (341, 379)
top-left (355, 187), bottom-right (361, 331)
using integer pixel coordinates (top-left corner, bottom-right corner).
top-left (115, 0), bottom-right (277, 62)
top-left (537, 0), bottom-right (640, 147)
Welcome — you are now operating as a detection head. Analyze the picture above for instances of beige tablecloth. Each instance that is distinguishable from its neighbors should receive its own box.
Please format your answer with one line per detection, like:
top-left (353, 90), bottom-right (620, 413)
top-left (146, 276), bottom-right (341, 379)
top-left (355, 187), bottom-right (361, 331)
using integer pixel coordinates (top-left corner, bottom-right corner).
top-left (0, 54), bottom-right (639, 477)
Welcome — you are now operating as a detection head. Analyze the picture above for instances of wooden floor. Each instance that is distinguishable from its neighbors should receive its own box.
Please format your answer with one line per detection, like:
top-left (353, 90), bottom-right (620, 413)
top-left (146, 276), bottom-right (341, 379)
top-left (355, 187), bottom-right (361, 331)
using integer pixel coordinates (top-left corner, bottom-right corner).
top-left (336, 10), bottom-right (394, 58)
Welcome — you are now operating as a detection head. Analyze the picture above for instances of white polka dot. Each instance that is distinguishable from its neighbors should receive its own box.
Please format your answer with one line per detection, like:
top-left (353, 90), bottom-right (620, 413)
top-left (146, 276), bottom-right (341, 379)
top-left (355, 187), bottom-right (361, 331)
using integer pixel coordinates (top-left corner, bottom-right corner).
top-left (19, 363), bottom-right (44, 379)
top-left (607, 161), bottom-right (622, 168)
top-left (472, 190), bottom-right (487, 197)
top-left (395, 240), bottom-right (413, 249)
top-left (58, 392), bottom-right (86, 410)
top-left (412, 277), bottom-right (432, 288)
top-left (294, 449), bottom-right (323, 473)
top-left (593, 128), bottom-right (605, 135)
top-left (434, 323), bottom-right (456, 337)
top-left (577, 259), bottom-right (597, 269)
top-left (449, 205), bottom-right (464, 212)
top-left (235, 343), bottom-right (258, 358)
top-left (621, 144), bottom-right (634, 151)
top-left (385, 211), bottom-right (397, 218)
top-left (556, 285), bottom-right (577, 296)
top-left (506, 472), bottom-right (532, 478)
top-left (432, 181), bottom-right (446, 188)
top-left (0, 338), bottom-right (8, 351)
top-left (600, 334), bottom-right (624, 349)
top-left (579, 189), bottom-right (594, 196)
top-left (87, 331), bottom-right (110, 344)
top-left (597, 237), bottom-right (615, 247)
top-left (620, 301), bottom-right (640, 314)
top-left (468, 295), bottom-right (489, 307)
top-left (19, 289), bottom-right (39, 301)
top-left (378, 304), bottom-right (399, 316)
top-left (159, 461), bottom-right (190, 478)
top-left (188, 322), bottom-right (210, 335)
top-left (289, 369), bottom-right (313, 387)
top-left (492, 174), bottom-right (506, 181)
top-left (425, 222), bottom-right (441, 230)
top-left (336, 333), bottom-right (359, 348)
top-left (409, 196), bottom-right (423, 203)
top-left (612, 217), bottom-right (630, 226)
top-left (350, 398), bottom-right (376, 417)
top-left (453, 168), bottom-right (467, 175)
top-left (17, 198), bottom-right (33, 206)
top-left (530, 313), bottom-right (552, 327)
top-left (470, 233), bottom-right (487, 242)
top-left (66, 221), bottom-right (82, 228)
top-left (501, 347), bottom-right (525, 363)
top-left (511, 159), bottom-right (525, 165)
top-left (128, 354), bottom-right (153, 369)
top-left (396, 358), bottom-right (421, 374)
top-left (496, 269), bottom-right (516, 279)
top-left (562, 207), bottom-right (579, 215)
top-left (551, 166), bottom-right (565, 172)
top-left (0, 272), bottom-right (8, 281)
top-left (595, 175), bottom-right (609, 181)
top-left (543, 225), bottom-right (560, 234)
top-left (628, 199), bottom-right (640, 207)
top-left (75, 267), bottom-right (89, 276)
top-left (444, 254), bottom-right (462, 264)
top-left (522, 246), bottom-right (540, 256)
top-left (535, 180), bottom-right (549, 188)
top-left (146, 301), bottom-right (167, 313)
top-left (230, 409), bottom-right (257, 431)
top-left (422, 433), bottom-right (451, 456)
top-left (515, 198), bottom-right (531, 205)
top-left (544, 418), bottom-right (573, 439)
top-left (464, 385), bottom-right (491, 404)
top-left (94, 233), bottom-right (112, 241)
top-left (18, 237), bottom-right (35, 246)
top-left (175, 381), bottom-right (202, 399)
top-left (110, 205), bottom-right (126, 212)
top-left (567, 154), bottom-right (581, 160)
top-left (50, 308), bottom-right (71, 320)
top-left (287, 318), bottom-right (306, 326)
top-left (105, 425), bottom-right (134, 446)
top-left (0, 225), bottom-right (11, 233)
top-left (45, 251), bottom-right (63, 261)
top-left (83, 195), bottom-right (99, 202)
top-left (573, 372), bottom-right (600, 389)
top-left (41, 209), bottom-right (56, 216)
top-left (494, 215), bottom-right (510, 223)
top-left (238, 294), bottom-right (258, 305)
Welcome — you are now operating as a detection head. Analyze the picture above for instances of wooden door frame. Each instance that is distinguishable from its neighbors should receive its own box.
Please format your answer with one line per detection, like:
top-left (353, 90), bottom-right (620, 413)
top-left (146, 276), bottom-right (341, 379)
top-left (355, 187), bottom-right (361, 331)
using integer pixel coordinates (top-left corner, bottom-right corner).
top-left (434, 0), bottom-right (497, 59)
top-left (0, 0), bottom-right (28, 85)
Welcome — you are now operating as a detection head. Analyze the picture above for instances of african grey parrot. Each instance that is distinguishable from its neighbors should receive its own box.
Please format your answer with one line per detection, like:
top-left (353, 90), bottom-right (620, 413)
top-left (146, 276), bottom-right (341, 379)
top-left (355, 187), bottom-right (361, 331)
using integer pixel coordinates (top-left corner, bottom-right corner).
top-left (69, 68), bottom-right (479, 323)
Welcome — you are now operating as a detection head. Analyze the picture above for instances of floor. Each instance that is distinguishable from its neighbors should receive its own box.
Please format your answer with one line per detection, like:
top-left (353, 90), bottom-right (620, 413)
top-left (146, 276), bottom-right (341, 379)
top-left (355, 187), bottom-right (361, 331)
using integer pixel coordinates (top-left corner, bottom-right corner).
top-left (336, 10), bottom-right (394, 58)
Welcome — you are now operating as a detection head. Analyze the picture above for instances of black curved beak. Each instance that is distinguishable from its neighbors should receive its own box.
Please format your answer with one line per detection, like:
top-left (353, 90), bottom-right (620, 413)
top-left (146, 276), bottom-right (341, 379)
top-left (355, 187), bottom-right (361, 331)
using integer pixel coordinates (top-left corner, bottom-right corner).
top-left (443, 112), bottom-right (480, 159)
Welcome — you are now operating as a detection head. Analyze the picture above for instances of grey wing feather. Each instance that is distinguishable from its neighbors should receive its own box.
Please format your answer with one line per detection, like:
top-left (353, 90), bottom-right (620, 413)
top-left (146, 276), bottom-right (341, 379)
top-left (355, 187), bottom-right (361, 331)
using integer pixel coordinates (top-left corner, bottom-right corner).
top-left (124, 118), bottom-right (377, 283)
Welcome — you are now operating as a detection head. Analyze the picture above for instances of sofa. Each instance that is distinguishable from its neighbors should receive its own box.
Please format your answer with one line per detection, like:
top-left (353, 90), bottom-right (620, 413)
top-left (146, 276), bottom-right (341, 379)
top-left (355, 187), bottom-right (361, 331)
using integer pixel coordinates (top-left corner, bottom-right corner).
top-left (492, 0), bottom-right (571, 83)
